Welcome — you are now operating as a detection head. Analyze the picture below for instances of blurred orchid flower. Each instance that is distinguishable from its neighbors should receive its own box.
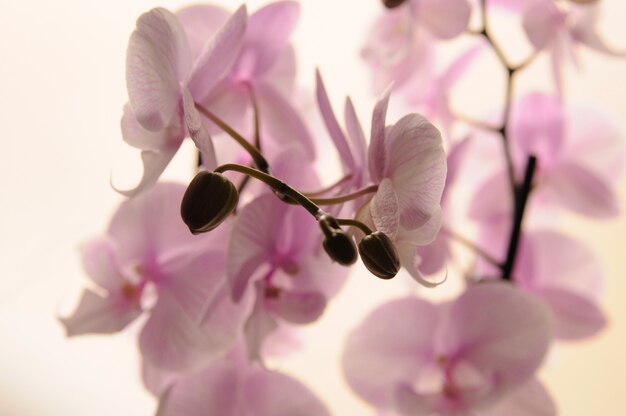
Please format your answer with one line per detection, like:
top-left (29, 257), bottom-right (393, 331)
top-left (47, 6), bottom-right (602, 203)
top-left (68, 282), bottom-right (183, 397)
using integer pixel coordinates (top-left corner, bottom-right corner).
top-left (343, 283), bottom-right (553, 416)
top-left (61, 183), bottom-right (250, 371)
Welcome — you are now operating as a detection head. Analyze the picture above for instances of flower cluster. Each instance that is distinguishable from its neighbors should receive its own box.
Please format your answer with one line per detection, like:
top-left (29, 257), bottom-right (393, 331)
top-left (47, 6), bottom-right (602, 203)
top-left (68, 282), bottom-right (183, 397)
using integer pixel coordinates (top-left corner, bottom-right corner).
top-left (62, 0), bottom-right (624, 414)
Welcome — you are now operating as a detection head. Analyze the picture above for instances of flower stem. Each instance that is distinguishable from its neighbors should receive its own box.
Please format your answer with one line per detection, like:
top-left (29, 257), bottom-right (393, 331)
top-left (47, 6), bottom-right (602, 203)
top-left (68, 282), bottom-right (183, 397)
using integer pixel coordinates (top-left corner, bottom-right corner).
top-left (309, 185), bottom-right (378, 206)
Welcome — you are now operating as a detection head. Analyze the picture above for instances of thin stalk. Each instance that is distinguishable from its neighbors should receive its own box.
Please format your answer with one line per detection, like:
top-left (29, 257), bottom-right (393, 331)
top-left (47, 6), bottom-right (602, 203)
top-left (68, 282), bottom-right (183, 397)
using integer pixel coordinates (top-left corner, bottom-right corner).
top-left (309, 185), bottom-right (378, 206)
top-left (441, 227), bottom-right (501, 268)
top-left (302, 174), bottom-right (353, 197)
top-left (336, 218), bottom-right (373, 235)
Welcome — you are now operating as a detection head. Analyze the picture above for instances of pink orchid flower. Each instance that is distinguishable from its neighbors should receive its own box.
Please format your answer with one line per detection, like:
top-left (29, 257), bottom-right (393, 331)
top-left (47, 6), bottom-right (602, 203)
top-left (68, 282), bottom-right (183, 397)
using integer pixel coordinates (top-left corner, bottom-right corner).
top-left (521, 0), bottom-right (624, 93)
top-left (343, 283), bottom-right (553, 416)
top-left (148, 346), bottom-right (330, 416)
top-left (316, 72), bottom-right (447, 284)
top-left (180, 2), bottom-right (315, 160)
top-left (471, 92), bottom-right (624, 220)
top-left (61, 183), bottom-right (250, 371)
top-left (118, 6), bottom-right (247, 196)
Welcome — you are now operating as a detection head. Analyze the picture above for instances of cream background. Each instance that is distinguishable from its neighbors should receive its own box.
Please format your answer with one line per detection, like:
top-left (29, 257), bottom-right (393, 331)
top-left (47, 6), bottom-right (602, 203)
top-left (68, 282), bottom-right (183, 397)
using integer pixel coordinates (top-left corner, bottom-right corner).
top-left (0, 0), bottom-right (625, 414)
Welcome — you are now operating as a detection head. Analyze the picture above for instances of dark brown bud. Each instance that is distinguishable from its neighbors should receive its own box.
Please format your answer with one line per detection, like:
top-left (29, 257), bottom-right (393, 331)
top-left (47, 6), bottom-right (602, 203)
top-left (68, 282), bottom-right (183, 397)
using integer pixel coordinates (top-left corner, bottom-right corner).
top-left (180, 171), bottom-right (239, 234)
top-left (358, 231), bottom-right (400, 279)
top-left (319, 215), bottom-right (358, 265)
top-left (383, 0), bottom-right (409, 9)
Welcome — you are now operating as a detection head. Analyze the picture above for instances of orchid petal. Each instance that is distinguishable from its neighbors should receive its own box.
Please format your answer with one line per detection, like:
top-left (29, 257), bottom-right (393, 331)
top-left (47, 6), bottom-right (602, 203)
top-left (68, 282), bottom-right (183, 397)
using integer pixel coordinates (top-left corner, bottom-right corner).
top-left (371, 178), bottom-right (400, 239)
top-left (176, 5), bottom-right (230, 59)
top-left (244, 293), bottom-right (279, 361)
top-left (243, 368), bottom-right (331, 416)
top-left (182, 88), bottom-right (217, 170)
top-left (386, 114), bottom-right (446, 229)
top-left (393, 384), bottom-right (437, 416)
top-left (418, 0), bottom-right (472, 40)
top-left (79, 238), bottom-right (124, 292)
top-left (544, 162), bottom-right (619, 218)
top-left (315, 70), bottom-right (354, 170)
top-left (187, 5), bottom-right (247, 101)
top-left (121, 104), bottom-right (182, 151)
top-left (522, 0), bottom-right (561, 51)
top-left (142, 360), bottom-right (179, 397)
top-left (126, 8), bottom-right (190, 131)
top-left (112, 146), bottom-right (180, 198)
top-left (342, 297), bottom-right (440, 407)
top-left (537, 288), bottom-right (606, 340)
top-left (60, 289), bottom-right (141, 336)
top-left (396, 241), bottom-right (444, 287)
top-left (369, 87), bottom-right (391, 182)
top-left (344, 97), bottom-right (368, 170)
top-left (265, 290), bottom-right (326, 324)
top-left (480, 378), bottom-right (556, 416)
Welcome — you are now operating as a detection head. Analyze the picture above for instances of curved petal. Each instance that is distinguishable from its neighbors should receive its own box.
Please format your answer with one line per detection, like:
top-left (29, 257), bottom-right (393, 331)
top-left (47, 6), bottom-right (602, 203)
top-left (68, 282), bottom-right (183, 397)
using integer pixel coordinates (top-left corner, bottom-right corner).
top-left (182, 87), bottom-right (217, 170)
top-left (396, 240), bottom-right (444, 287)
top-left (243, 368), bottom-right (331, 416)
top-left (418, 0), bottom-right (472, 40)
top-left (187, 5), bottom-right (248, 101)
top-left (59, 289), bottom-right (141, 336)
top-left (176, 5), bottom-right (230, 59)
top-left (369, 87), bottom-right (391, 182)
top-left (112, 145), bottom-right (180, 198)
top-left (344, 96), bottom-right (368, 170)
top-left (522, 0), bottom-right (562, 51)
top-left (265, 290), bottom-right (326, 324)
top-left (126, 8), bottom-right (190, 131)
top-left (479, 378), bottom-right (556, 416)
top-left (537, 288), bottom-right (606, 340)
top-left (79, 238), bottom-right (124, 291)
top-left (121, 104), bottom-right (183, 151)
top-left (386, 114), bottom-right (446, 229)
top-left (544, 162), bottom-right (620, 218)
top-left (342, 297), bottom-right (440, 407)
top-left (371, 178), bottom-right (400, 239)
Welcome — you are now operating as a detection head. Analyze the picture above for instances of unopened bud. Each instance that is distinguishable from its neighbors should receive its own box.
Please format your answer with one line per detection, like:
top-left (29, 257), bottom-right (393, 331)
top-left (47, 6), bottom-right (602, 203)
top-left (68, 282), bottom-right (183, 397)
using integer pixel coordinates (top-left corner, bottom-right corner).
top-left (358, 231), bottom-right (400, 279)
top-left (180, 171), bottom-right (239, 234)
top-left (319, 215), bottom-right (358, 265)
top-left (382, 0), bottom-right (409, 9)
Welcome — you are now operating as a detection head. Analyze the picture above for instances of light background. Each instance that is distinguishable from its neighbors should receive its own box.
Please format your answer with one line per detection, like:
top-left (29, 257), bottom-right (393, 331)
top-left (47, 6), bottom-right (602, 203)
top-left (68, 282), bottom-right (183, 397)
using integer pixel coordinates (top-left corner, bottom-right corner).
top-left (1, 0), bottom-right (625, 414)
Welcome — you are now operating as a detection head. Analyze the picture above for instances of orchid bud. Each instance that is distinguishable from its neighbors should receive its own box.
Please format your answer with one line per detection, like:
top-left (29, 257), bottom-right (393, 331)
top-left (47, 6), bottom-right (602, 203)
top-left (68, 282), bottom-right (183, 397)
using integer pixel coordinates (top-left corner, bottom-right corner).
top-left (382, 0), bottom-right (408, 9)
top-left (319, 215), bottom-right (358, 265)
top-left (358, 231), bottom-right (400, 279)
top-left (180, 171), bottom-right (239, 234)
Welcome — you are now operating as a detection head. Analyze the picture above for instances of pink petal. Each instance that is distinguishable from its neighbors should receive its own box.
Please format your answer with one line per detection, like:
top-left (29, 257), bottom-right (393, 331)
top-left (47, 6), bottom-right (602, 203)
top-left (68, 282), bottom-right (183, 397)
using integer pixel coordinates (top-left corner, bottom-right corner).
top-left (243, 368), bottom-right (331, 416)
top-left (121, 104), bottom-right (183, 151)
top-left (479, 378), bottom-right (556, 416)
top-left (537, 288), bottom-right (606, 340)
top-left (369, 87), bottom-right (391, 182)
top-left (176, 5), bottom-right (230, 59)
top-left (386, 114), bottom-right (446, 229)
top-left (254, 83), bottom-right (316, 159)
top-left (126, 8), bottom-right (191, 131)
top-left (315, 70), bottom-right (354, 170)
top-left (544, 162), bottom-right (620, 218)
top-left (344, 97), bottom-right (368, 170)
top-left (418, 0), bottom-right (472, 40)
top-left (182, 87), bottom-right (217, 170)
top-left (396, 241), bottom-right (445, 287)
top-left (392, 384), bottom-right (437, 416)
top-left (444, 283), bottom-right (553, 389)
top-left (570, 4), bottom-right (626, 57)
top-left (265, 290), bottom-right (326, 324)
top-left (60, 289), bottom-right (141, 336)
top-left (413, 232), bottom-right (449, 276)
top-left (186, 5), bottom-right (247, 101)
top-left (244, 293), bottom-right (280, 361)
top-left (371, 178), bottom-right (400, 239)
top-left (468, 170), bottom-right (513, 222)
top-left (79, 238), bottom-right (125, 292)
top-left (522, 0), bottom-right (562, 51)
top-left (142, 360), bottom-right (179, 397)
top-left (240, 1), bottom-right (300, 77)
top-left (112, 146), bottom-right (180, 198)
top-left (342, 297), bottom-right (440, 408)
top-left (156, 360), bottom-right (240, 416)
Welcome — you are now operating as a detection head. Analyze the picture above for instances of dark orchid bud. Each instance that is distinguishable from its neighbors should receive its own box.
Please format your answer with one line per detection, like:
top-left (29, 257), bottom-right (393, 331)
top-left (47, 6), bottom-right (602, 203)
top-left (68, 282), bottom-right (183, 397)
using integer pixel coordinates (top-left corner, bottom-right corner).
top-left (358, 231), bottom-right (400, 279)
top-left (382, 0), bottom-right (409, 9)
top-left (319, 215), bottom-right (358, 265)
top-left (180, 171), bottom-right (239, 234)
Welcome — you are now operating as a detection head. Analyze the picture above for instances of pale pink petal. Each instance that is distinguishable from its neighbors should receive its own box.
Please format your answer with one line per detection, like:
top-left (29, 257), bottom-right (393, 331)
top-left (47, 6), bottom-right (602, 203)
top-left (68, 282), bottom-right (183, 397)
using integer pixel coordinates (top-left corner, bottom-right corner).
top-left (371, 178), bottom-right (400, 239)
top-left (537, 288), bottom-right (606, 340)
top-left (445, 135), bottom-right (472, 188)
top-left (440, 44), bottom-right (484, 90)
top-left (79, 238), bottom-right (124, 291)
top-left (522, 0), bottom-right (562, 51)
top-left (344, 96), bottom-right (368, 169)
top-left (544, 162), bottom-right (620, 218)
top-left (245, 293), bottom-right (279, 360)
top-left (315, 70), bottom-right (354, 170)
top-left (121, 104), bottom-right (183, 151)
top-left (255, 83), bottom-right (316, 158)
top-left (570, 4), bottom-right (626, 56)
top-left (142, 360), bottom-right (179, 397)
top-left (397, 204), bottom-right (443, 246)
top-left (468, 171), bottom-right (513, 221)
top-left (413, 232), bottom-right (449, 276)
top-left (243, 368), bottom-right (331, 416)
top-left (182, 87), bottom-right (217, 170)
top-left (265, 290), bottom-right (326, 324)
top-left (396, 241), bottom-right (444, 287)
top-left (186, 5), bottom-right (247, 101)
top-left (479, 378), bottom-right (556, 416)
top-left (240, 1), bottom-right (300, 78)
top-left (112, 146), bottom-right (180, 198)
top-left (343, 297), bottom-right (440, 407)
top-left (444, 283), bottom-right (553, 389)
top-left (126, 8), bottom-right (191, 131)
top-left (418, 0), bottom-right (472, 40)
top-left (386, 114), bottom-right (446, 229)
top-left (156, 360), bottom-right (240, 416)
top-left (176, 5), bottom-right (230, 59)
top-left (60, 289), bottom-right (141, 336)
top-left (393, 384), bottom-right (437, 416)
top-left (369, 88), bottom-right (392, 182)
